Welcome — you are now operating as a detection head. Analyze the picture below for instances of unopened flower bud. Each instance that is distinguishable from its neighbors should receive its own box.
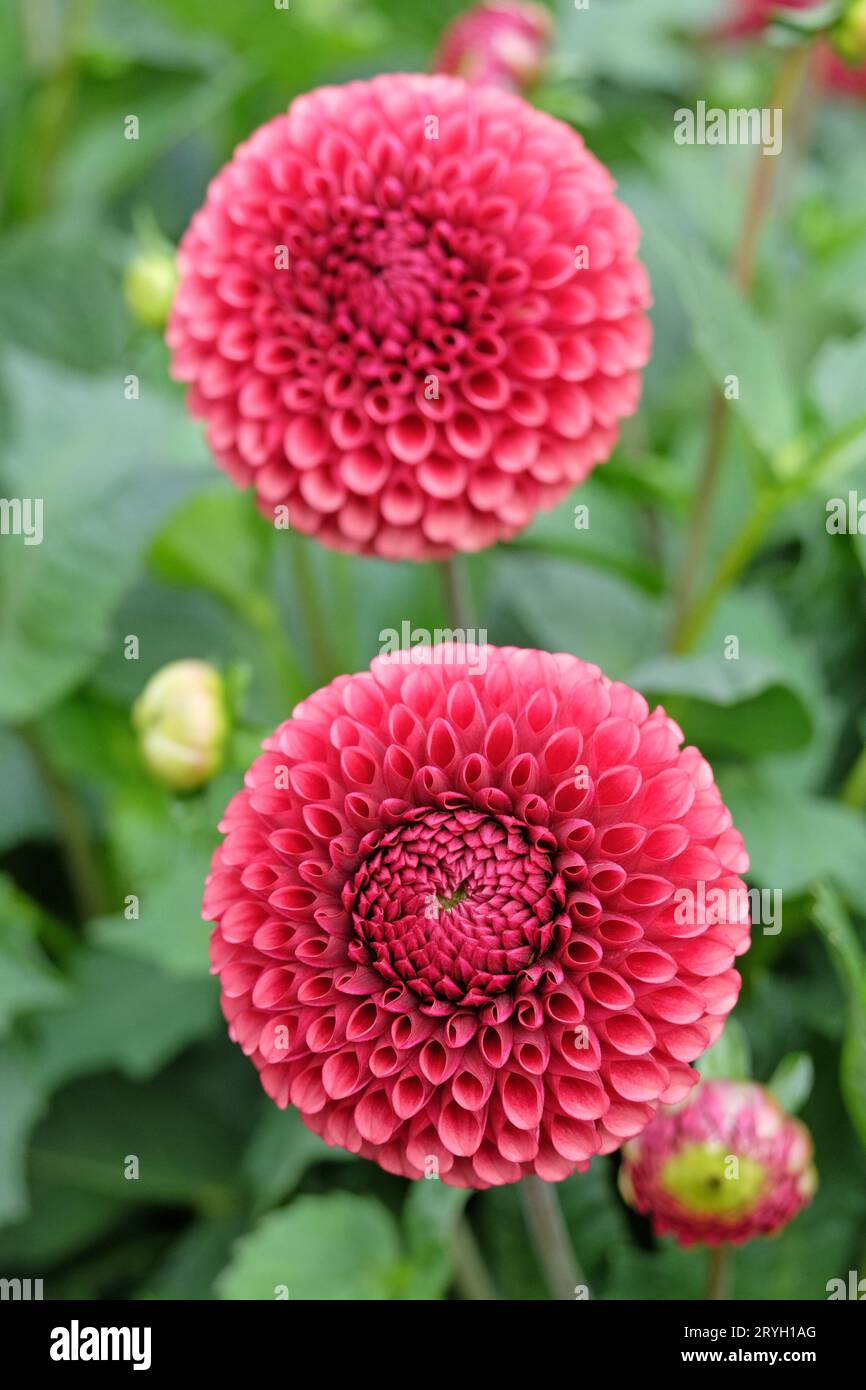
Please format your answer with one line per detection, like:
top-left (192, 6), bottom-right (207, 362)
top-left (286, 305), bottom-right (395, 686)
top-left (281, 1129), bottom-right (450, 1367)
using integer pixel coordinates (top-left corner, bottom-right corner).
top-left (434, 2), bottom-right (553, 93)
top-left (133, 660), bottom-right (228, 791)
top-left (618, 1080), bottom-right (816, 1246)
top-left (831, 0), bottom-right (866, 64)
top-left (124, 249), bottom-right (178, 329)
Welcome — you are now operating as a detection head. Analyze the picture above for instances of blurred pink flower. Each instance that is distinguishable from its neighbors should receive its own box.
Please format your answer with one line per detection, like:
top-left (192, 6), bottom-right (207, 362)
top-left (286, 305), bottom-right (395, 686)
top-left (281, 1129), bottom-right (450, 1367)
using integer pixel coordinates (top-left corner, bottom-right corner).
top-left (203, 645), bottom-right (751, 1188)
top-left (168, 73), bottom-right (651, 561)
top-left (434, 2), bottom-right (553, 92)
top-left (619, 1078), bottom-right (816, 1245)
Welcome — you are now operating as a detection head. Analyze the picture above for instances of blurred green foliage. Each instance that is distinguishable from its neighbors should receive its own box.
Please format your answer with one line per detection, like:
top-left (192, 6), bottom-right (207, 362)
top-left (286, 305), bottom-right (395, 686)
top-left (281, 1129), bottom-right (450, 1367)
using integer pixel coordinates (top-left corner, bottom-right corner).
top-left (0, 0), bottom-right (865, 1300)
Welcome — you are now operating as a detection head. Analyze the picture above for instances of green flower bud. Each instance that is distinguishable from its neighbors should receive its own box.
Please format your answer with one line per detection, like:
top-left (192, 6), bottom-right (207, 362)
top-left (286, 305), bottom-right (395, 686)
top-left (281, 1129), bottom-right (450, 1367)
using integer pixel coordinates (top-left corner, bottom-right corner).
top-left (124, 250), bottom-right (178, 329)
top-left (133, 660), bottom-right (228, 791)
top-left (831, 0), bottom-right (866, 63)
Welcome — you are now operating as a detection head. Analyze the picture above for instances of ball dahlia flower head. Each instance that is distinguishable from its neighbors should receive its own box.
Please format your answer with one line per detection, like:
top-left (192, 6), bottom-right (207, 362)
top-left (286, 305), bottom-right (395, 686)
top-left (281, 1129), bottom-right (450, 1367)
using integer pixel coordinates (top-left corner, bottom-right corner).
top-left (203, 645), bottom-right (751, 1188)
top-left (619, 1078), bottom-right (816, 1245)
top-left (168, 73), bottom-right (651, 561)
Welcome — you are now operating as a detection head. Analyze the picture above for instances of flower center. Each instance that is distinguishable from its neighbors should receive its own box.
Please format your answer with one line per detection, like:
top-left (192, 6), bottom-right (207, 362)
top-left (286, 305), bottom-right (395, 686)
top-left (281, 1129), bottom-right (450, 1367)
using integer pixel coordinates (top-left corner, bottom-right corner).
top-left (344, 807), bottom-right (566, 1007)
top-left (659, 1144), bottom-right (768, 1218)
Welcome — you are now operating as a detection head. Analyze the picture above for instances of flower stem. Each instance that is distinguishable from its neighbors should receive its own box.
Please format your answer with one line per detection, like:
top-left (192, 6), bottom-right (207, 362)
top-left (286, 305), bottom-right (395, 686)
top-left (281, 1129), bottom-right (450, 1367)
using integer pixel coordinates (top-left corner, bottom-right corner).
top-left (450, 1215), bottom-right (498, 1301)
top-left (438, 556), bottom-right (476, 632)
top-left (707, 1245), bottom-right (731, 1301)
top-left (20, 725), bottom-right (108, 922)
top-left (668, 42), bottom-right (811, 654)
top-left (288, 535), bottom-right (337, 686)
top-left (520, 1174), bottom-right (589, 1300)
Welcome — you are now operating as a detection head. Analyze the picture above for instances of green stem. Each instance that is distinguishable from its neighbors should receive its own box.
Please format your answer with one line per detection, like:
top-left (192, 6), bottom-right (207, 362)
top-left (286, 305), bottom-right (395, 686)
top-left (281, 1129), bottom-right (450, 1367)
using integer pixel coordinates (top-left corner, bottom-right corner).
top-left (438, 556), bottom-right (476, 632)
top-left (668, 43), bottom-right (811, 653)
top-left (450, 1214), bottom-right (498, 1301)
top-left (674, 407), bottom-right (866, 652)
top-left (672, 490), bottom-right (782, 652)
top-left (21, 0), bottom-right (95, 216)
top-left (520, 1174), bottom-right (589, 1300)
top-left (288, 535), bottom-right (337, 686)
top-left (707, 1245), bottom-right (731, 1301)
top-left (19, 726), bottom-right (108, 922)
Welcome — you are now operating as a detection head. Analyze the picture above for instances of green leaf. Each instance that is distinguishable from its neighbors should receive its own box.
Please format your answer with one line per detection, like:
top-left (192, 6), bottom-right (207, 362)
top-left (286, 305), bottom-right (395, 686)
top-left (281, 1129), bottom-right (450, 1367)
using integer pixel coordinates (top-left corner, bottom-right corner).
top-left (766, 1051), bottom-right (815, 1115)
top-left (0, 225), bottom-right (126, 371)
top-left (56, 62), bottom-right (247, 207)
top-left (0, 875), bottom-right (67, 1034)
top-left (241, 1105), bottom-right (354, 1217)
top-left (149, 484), bottom-right (271, 623)
top-left (811, 883), bottom-right (866, 1150)
top-left (629, 651), bottom-right (813, 756)
top-left (139, 1215), bottom-right (248, 1300)
top-left (401, 1181), bottom-right (468, 1300)
top-left (504, 479), bottom-right (663, 593)
top-left (643, 214), bottom-right (798, 463)
top-left (557, 0), bottom-right (710, 89)
top-left (810, 330), bottom-right (866, 430)
top-left (28, 1048), bottom-right (254, 1211)
top-left (91, 855), bottom-right (213, 978)
top-left (32, 948), bottom-right (217, 1088)
top-left (0, 1181), bottom-right (128, 1267)
top-left (217, 1195), bottom-right (403, 1301)
top-left (493, 553), bottom-right (664, 681)
top-left (717, 766), bottom-right (866, 913)
top-left (606, 1242), bottom-right (699, 1300)
top-left (91, 767), bottom-right (238, 977)
top-left (0, 729), bottom-right (52, 852)
top-left (696, 1018), bottom-right (752, 1081)
top-left (0, 1040), bottom-right (48, 1224)
top-left (0, 353), bottom-right (206, 721)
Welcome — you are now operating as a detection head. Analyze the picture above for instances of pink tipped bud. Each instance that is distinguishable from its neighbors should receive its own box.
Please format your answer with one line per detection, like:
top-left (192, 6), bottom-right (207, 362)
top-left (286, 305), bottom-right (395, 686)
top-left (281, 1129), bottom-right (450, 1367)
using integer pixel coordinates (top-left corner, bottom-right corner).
top-left (434, 2), bottom-right (553, 92)
top-left (619, 1079), bottom-right (816, 1247)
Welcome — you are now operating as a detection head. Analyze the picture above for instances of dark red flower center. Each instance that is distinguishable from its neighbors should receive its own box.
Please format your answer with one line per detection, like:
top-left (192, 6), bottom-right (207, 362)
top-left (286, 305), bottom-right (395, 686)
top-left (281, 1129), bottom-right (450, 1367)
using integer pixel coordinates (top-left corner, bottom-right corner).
top-left (344, 806), bottom-right (567, 1007)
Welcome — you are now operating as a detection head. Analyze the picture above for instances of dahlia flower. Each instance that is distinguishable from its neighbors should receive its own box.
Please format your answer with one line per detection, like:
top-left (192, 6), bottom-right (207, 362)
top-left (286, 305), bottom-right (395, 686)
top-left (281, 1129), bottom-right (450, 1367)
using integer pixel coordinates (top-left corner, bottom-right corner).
top-left (168, 74), bottom-right (651, 561)
top-left (434, 3), bottom-right (553, 92)
top-left (203, 645), bottom-right (750, 1188)
top-left (618, 1079), bottom-right (816, 1245)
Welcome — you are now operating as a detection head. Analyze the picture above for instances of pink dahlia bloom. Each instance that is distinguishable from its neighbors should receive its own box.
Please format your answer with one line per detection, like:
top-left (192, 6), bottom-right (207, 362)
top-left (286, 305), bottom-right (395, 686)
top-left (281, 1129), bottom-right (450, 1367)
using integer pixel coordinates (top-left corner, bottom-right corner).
top-left (619, 1079), bottom-right (817, 1245)
top-left (434, 3), bottom-right (553, 92)
top-left (203, 645), bottom-right (750, 1188)
top-left (168, 74), bottom-right (651, 561)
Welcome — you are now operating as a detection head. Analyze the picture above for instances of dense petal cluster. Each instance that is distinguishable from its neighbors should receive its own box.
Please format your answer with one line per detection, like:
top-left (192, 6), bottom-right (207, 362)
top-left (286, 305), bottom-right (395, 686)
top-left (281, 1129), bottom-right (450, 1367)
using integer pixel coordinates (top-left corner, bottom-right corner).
top-left (434, 2), bottom-right (553, 92)
top-left (619, 1079), bottom-right (816, 1245)
top-left (168, 74), bottom-right (651, 561)
top-left (203, 645), bottom-right (750, 1188)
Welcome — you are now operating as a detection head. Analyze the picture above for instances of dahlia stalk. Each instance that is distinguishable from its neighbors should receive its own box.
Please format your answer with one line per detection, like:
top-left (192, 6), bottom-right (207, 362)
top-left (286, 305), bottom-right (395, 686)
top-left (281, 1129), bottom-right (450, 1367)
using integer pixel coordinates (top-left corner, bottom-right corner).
top-left (203, 645), bottom-right (751, 1203)
top-left (668, 37), bottom-right (812, 651)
